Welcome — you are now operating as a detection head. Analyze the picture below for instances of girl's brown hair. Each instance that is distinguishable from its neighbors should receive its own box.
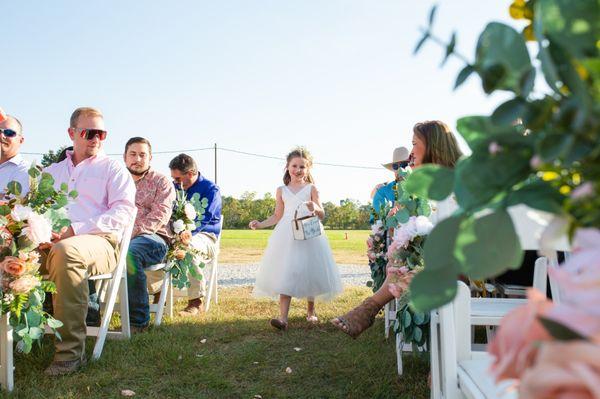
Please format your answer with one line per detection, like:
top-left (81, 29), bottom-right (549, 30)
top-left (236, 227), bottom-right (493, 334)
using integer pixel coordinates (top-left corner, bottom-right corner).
top-left (413, 120), bottom-right (463, 168)
top-left (283, 147), bottom-right (315, 185)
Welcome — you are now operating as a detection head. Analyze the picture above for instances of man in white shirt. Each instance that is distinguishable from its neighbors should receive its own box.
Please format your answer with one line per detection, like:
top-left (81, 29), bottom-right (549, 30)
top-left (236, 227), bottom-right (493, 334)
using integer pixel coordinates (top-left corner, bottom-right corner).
top-left (0, 114), bottom-right (30, 193)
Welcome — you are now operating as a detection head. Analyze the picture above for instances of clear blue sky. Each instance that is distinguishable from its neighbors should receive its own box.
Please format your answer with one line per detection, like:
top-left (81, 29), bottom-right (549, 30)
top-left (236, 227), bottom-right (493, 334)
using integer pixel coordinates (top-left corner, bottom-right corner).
top-left (3, 1), bottom-right (520, 203)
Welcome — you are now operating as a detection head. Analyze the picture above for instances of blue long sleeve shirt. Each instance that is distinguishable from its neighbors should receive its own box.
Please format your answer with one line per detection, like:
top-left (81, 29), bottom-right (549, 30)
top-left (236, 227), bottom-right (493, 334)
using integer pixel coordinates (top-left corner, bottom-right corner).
top-left (176, 174), bottom-right (222, 238)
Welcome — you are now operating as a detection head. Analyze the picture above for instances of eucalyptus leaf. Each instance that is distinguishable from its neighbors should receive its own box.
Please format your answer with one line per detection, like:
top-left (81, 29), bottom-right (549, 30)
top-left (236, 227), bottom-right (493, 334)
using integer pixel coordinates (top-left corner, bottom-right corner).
top-left (410, 267), bottom-right (458, 312)
top-left (404, 165), bottom-right (454, 201)
top-left (455, 210), bottom-right (523, 279)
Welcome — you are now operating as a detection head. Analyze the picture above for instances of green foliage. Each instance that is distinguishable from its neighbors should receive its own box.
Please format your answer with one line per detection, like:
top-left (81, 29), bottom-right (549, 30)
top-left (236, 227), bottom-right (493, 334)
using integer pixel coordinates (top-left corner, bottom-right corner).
top-left (395, 303), bottom-right (430, 351)
top-left (410, 0), bottom-right (600, 311)
top-left (40, 145), bottom-right (69, 167)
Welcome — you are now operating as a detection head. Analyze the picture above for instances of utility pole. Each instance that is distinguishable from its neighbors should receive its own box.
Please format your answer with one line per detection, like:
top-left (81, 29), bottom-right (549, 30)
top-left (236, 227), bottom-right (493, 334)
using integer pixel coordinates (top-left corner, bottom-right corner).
top-left (214, 143), bottom-right (218, 185)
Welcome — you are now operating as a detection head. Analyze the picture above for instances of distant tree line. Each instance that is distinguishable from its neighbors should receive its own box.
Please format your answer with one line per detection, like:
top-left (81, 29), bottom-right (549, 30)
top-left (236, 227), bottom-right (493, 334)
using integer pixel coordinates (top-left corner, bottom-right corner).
top-left (223, 192), bottom-right (371, 229)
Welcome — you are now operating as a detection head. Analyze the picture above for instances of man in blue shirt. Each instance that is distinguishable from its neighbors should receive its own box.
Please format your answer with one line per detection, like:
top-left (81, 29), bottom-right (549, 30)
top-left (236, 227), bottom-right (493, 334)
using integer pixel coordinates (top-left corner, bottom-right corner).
top-left (169, 153), bottom-right (222, 316)
top-left (371, 146), bottom-right (410, 219)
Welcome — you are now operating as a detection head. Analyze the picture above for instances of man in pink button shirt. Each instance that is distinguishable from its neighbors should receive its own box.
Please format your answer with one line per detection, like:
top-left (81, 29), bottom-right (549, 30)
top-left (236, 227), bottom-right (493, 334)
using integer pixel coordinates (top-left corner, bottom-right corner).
top-left (42, 107), bottom-right (136, 376)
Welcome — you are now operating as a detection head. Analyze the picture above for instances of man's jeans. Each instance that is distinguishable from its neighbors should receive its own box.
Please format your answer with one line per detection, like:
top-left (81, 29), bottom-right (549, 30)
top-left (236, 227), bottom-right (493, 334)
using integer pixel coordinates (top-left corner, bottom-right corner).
top-left (127, 234), bottom-right (168, 327)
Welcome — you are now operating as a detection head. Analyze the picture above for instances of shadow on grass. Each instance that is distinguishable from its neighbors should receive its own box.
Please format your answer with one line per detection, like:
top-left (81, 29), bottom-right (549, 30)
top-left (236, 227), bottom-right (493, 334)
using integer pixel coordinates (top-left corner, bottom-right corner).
top-left (5, 287), bottom-right (429, 399)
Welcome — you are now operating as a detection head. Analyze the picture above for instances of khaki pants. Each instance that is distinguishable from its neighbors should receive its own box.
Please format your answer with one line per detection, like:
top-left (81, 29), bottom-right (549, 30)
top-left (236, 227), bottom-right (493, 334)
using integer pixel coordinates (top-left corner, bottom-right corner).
top-left (41, 234), bottom-right (118, 361)
top-left (147, 232), bottom-right (217, 299)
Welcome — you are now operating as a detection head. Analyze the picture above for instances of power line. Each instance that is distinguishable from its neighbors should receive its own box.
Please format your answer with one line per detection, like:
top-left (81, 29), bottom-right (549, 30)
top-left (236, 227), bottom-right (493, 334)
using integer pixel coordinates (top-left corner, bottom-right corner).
top-left (219, 146), bottom-right (382, 170)
top-left (22, 145), bottom-right (384, 170)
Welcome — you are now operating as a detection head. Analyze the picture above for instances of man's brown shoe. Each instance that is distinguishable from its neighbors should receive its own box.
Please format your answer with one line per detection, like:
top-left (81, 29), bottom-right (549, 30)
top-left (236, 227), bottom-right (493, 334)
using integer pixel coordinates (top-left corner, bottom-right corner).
top-left (44, 355), bottom-right (87, 376)
top-left (152, 292), bottom-right (162, 304)
top-left (178, 298), bottom-right (203, 316)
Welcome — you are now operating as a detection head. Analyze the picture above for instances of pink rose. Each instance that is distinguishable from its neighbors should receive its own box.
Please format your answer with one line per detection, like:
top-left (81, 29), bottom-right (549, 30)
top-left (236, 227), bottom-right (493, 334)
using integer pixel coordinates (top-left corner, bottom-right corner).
top-left (180, 230), bottom-right (192, 246)
top-left (0, 256), bottom-right (26, 276)
top-left (488, 289), bottom-right (554, 381)
top-left (544, 228), bottom-right (600, 339)
top-left (519, 340), bottom-right (600, 399)
top-left (9, 275), bottom-right (40, 294)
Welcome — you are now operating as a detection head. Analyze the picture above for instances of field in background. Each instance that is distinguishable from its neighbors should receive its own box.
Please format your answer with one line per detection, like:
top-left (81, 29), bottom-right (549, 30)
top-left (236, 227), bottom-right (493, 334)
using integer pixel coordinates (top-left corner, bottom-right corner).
top-left (220, 229), bottom-right (370, 264)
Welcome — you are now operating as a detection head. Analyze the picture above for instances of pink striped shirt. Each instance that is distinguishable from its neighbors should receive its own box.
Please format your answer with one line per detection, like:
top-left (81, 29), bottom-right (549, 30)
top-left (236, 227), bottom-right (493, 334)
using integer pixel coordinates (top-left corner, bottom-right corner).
top-left (44, 150), bottom-right (136, 241)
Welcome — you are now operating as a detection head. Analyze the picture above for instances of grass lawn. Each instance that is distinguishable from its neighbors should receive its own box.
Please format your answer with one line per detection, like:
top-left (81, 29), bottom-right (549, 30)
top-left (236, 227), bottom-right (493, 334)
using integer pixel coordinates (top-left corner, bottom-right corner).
top-left (8, 287), bottom-right (429, 399)
top-left (220, 230), bottom-right (370, 264)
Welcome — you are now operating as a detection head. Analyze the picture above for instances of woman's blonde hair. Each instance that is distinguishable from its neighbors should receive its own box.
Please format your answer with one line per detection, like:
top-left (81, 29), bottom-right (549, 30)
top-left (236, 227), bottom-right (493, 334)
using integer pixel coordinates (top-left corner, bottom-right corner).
top-left (283, 147), bottom-right (315, 185)
top-left (413, 120), bottom-right (463, 168)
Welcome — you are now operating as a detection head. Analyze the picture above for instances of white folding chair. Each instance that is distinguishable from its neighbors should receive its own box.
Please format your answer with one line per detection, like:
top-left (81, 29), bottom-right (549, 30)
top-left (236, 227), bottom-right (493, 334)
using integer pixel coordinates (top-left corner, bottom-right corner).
top-left (86, 213), bottom-right (136, 360)
top-left (432, 282), bottom-right (518, 399)
top-left (45, 213), bottom-right (136, 360)
top-left (147, 263), bottom-right (173, 327)
top-left (150, 218), bottom-right (224, 323)
top-left (0, 313), bottom-right (14, 392)
top-left (204, 218), bottom-right (223, 312)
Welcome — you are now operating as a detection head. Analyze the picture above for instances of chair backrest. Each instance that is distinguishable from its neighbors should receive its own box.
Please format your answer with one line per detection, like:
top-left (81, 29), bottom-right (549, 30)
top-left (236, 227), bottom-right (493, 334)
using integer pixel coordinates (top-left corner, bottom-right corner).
top-left (508, 205), bottom-right (570, 251)
top-left (116, 211), bottom-right (137, 275)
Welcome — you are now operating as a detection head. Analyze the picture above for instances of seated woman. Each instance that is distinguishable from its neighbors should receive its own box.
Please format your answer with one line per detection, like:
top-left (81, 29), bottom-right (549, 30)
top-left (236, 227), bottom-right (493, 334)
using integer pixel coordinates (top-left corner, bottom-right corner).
top-left (331, 120), bottom-right (463, 338)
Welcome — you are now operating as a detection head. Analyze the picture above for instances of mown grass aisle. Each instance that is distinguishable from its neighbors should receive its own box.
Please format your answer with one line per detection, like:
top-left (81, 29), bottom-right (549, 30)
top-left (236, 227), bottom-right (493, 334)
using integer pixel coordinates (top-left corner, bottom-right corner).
top-left (9, 287), bottom-right (429, 399)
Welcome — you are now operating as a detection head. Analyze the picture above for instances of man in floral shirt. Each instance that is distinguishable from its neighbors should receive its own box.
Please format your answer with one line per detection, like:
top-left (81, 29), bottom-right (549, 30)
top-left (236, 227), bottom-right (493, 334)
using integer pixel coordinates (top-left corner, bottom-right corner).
top-left (124, 137), bottom-right (175, 333)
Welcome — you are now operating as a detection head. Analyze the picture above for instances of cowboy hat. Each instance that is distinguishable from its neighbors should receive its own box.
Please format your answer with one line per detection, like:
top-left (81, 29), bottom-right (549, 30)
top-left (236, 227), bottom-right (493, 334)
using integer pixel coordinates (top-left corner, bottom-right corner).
top-left (382, 146), bottom-right (410, 171)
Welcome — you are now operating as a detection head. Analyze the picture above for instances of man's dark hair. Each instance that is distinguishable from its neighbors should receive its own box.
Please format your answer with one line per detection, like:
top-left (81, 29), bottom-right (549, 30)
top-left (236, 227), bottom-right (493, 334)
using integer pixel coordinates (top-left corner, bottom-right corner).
top-left (125, 137), bottom-right (152, 154)
top-left (169, 153), bottom-right (197, 174)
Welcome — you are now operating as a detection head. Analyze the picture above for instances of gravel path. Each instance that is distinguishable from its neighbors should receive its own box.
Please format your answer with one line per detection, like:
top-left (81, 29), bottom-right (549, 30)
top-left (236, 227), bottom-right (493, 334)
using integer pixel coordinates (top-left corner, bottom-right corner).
top-left (217, 263), bottom-right (371, 288)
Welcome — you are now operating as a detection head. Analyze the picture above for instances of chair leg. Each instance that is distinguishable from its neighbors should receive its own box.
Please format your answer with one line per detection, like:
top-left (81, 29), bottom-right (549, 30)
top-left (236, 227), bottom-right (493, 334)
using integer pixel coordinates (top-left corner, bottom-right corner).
top-left (205, 259), bottom-right (217, 312)
top-left (213, 259), bottom-right (218, 304)
top-left (166, 272), bottom-right (173, 318)
top-left (396, 332), bottom-right (403, 376)
top-left (154, 271), bottom-right (170, 327)
top-left (119, 273), bottom-right (131, 339)
top-left (0, 313), bottom-right (14, 392)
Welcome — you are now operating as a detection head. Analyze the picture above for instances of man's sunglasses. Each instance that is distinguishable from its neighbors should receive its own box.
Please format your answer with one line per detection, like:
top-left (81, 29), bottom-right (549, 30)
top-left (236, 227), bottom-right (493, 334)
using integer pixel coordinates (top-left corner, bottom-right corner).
top-left (76, 128), bottom-right (107, 141)
top-left (0, 129), bottom-right (18, 138)
top-left (392, 160), bottom-right (410, 170)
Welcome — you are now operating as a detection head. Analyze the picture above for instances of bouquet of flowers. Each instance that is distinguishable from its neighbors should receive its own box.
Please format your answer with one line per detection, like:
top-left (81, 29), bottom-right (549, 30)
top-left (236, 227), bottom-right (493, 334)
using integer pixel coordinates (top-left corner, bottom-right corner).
top-left (386, 168), bottom-right (434, 351)
top-left (0, 167), bottom-right (76, 353)
top-left (165, 189), bottom-right (209, 289)
top-left (366, 220), bottom-right (388, 292)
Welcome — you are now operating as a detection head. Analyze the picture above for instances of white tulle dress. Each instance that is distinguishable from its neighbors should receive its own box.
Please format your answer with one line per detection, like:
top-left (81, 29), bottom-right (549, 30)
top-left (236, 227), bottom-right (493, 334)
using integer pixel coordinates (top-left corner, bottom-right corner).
top-left (253, 184), bottom-right (343, 300)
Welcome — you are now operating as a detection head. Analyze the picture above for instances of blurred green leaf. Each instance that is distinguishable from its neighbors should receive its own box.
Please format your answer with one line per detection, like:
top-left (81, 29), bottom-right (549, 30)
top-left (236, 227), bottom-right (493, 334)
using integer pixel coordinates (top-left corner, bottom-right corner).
top-left (456, 210), bottom-right (523, 279)
top-left (441, 32), bottom-right (456, 66)
top-left (423, 215), bottom-right (464, 272)
top-left (410, 267), bottom-right (457, 312)
top-left (507, 180), bottom-right (565, 213)
top-left (491, 98), bottom-right (528, 126)
top-left (454, 65), bottom-right (475, 90)
top-left (404, 165), bottom-right (455, 201)
top-left (475, 22), bottom-right (532, 94)
top-left (537, 0), bottom-right (599, 59)
top-left (414, 33), bottom-right (430, 55)
top-left (7, 181), bottom-right (22, 196)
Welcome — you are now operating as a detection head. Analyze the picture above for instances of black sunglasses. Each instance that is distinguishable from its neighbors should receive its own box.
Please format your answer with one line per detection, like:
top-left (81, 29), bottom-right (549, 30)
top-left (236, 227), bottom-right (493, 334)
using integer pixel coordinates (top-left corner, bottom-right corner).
top-left (392, 161), bottom-right (410, 170)
top-left (77, 128), bottom-right (107, 141)
top-left (0, 129), bottom-right (18, 138)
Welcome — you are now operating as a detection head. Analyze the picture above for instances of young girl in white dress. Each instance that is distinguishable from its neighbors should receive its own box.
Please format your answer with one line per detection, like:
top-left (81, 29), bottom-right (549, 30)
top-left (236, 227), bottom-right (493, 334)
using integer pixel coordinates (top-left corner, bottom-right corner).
top-left (249, 147), bottom-right (343, 331)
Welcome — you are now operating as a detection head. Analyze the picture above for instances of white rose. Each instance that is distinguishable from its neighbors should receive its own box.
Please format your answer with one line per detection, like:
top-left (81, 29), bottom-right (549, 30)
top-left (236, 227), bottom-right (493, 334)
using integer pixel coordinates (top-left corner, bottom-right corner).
top-left (20, 212), bottom-right (52, 246)
top-left (401, 216), bottom-right (418, 239)
top-left (187, 223), bottom-right (196, 231)
top-left (414, 216), bottom-right (433, 236)
top-left (172, 219), bottom-right (185, 234)
top-left (184, 203), bottom-right (197, 221)
top-left (10, 205), bottom-right (33, 222)
top-left (371, 220), bottom-right (384, 235)
top-left (392, 228), bottom-right (411, 248)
